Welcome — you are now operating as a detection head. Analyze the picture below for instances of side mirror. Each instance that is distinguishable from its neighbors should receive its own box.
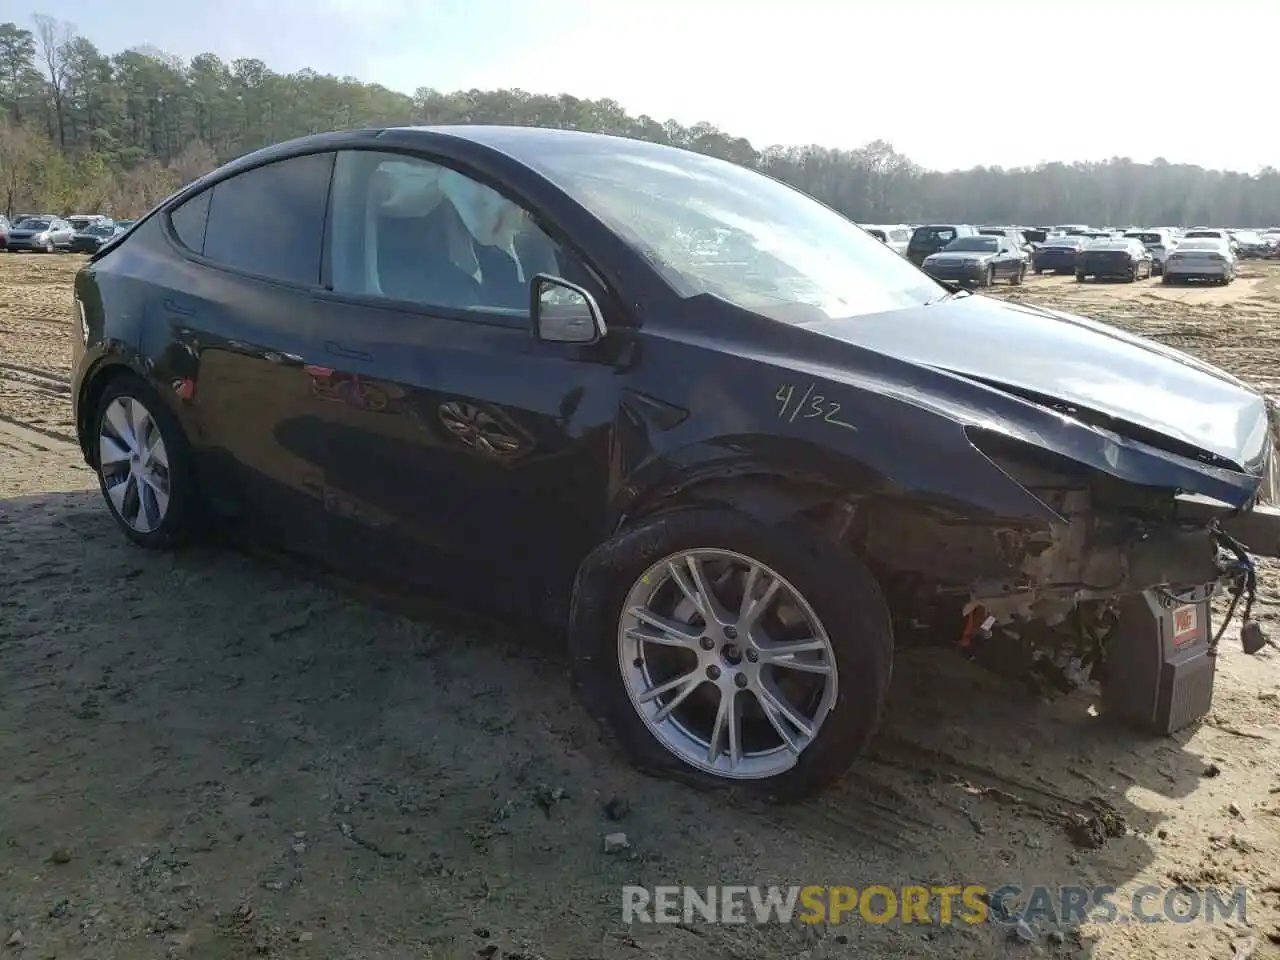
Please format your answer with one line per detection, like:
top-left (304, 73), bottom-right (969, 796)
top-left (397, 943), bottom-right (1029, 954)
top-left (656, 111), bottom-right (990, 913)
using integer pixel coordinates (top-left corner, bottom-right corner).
top-left (530, 274), bottom-right (606, 344)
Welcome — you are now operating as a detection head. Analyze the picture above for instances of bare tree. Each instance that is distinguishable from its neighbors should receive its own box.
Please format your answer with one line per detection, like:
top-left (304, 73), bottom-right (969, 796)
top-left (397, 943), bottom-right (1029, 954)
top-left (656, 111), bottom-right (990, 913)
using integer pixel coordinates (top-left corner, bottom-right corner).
top-left (32, 14), bottom-right (72, 146)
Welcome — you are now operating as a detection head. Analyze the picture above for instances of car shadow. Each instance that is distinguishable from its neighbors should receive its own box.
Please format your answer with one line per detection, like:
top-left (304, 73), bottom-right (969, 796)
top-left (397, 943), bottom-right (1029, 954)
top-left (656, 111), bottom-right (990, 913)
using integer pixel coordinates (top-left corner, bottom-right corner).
top-left (1, 488), bottom-right (1247, 958)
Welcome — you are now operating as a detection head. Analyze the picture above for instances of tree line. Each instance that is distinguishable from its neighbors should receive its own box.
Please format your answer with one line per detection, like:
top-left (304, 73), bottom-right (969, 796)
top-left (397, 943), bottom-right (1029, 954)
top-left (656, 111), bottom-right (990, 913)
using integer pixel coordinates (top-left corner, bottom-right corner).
top-left (3, 15), bottom-right (1279, 226)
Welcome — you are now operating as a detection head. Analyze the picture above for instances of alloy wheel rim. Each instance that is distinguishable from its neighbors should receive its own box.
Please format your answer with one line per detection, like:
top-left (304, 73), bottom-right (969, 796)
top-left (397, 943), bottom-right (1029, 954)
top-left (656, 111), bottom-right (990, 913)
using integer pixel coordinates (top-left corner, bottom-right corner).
top-left (98, 396), bottom-right (171, 534)
top-left (617, 548), bottom-right (838, 780)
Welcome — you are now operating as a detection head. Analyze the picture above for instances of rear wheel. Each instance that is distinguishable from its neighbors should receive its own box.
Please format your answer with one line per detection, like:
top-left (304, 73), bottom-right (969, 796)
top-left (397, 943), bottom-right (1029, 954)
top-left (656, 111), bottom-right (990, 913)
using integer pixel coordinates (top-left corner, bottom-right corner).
top-left (93, 375), bottom-right (200, 549)
top-left (568, 507), bottom-right (894, 803)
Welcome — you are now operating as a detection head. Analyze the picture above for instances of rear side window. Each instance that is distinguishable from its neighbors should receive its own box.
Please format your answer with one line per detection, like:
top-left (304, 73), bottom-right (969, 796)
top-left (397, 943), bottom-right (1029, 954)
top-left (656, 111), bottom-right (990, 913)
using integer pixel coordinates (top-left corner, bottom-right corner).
top-left (913, 227), bottom-right (957, 245)
top-left (201, 153), bottom-right (335, 286)
top-left (169, 190), bottom-right (211, 253)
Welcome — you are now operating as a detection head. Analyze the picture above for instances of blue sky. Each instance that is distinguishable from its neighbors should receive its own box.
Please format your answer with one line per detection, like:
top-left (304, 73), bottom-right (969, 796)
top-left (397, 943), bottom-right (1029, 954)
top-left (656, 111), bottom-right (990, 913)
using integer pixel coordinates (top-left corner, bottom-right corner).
top-left (17, 0), bottom-right (1277, 172)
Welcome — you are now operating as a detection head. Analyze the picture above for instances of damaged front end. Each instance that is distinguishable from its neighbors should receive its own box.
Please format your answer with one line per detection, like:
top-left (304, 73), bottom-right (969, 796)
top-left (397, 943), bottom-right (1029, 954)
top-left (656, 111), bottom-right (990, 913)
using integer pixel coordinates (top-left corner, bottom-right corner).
top-left (872, 399), bottom-right (1280, 733)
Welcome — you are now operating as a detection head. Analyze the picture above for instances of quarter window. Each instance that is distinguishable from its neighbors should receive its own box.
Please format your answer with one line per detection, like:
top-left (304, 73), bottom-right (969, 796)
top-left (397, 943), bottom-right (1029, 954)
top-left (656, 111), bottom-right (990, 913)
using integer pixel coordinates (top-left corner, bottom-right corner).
top-left (169, 190), bottom-right (211, 253)
top-left (326, 150), bottom-right (576, 317)
top-left (201, 152), bottom-right (334, 286)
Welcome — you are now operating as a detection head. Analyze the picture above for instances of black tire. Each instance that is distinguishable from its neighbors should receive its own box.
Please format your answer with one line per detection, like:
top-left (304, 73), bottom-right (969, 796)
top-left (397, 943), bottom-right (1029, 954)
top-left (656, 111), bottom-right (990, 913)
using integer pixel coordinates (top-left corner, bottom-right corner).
top-left (1035, 267), bottom-right (1045, 275)
top-left (1075, 271), bottom-right (1086, 282)
top-left (568, 506), bottom-right (894, 803)
top-left (93, 374), bottom-right (200, 549)
top-left (1161, 273), bottom-right (1173, 285)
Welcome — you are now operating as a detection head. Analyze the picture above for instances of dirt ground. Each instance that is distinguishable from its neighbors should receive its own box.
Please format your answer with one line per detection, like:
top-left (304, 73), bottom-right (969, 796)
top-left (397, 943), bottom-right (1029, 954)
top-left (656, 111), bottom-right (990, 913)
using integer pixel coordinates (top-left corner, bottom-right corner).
top-left (1, 253), bottom-right (1278, 960)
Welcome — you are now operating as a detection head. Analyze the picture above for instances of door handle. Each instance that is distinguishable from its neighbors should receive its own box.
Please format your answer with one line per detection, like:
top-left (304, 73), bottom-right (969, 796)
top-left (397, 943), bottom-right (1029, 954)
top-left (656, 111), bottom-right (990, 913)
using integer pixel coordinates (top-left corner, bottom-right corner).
top-left (163, 298), bottom-right (197, 317)
top-left (325, 341), bottom-right (374, 362)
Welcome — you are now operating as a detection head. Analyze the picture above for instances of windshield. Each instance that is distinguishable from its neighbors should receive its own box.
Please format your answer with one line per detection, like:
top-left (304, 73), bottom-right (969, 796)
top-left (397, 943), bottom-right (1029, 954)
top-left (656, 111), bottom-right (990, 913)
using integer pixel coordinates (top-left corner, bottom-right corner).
top-left (1178, 239), bottom-right (1222, 251)
top-left (85, 224), bottom-right (115, 236)
top-left (1046, 237), bottom-right (1084, 247)
top-left (1125, 232), bottom-right (1163, 244)
top-left (15, 218), bottom-right (50, 230)
top-left (943, 236), bottom-right (999, 252)
top-left (1186, 230), bottom-right (1223, 238)
top-left (526, 138), bottom-right (942, 321)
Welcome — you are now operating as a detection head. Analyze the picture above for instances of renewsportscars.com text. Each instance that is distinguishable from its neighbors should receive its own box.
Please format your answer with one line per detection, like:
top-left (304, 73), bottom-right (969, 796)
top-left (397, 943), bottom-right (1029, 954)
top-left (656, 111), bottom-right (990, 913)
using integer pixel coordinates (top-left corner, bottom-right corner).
top-left (622, 884), bottom-right (1248, 926)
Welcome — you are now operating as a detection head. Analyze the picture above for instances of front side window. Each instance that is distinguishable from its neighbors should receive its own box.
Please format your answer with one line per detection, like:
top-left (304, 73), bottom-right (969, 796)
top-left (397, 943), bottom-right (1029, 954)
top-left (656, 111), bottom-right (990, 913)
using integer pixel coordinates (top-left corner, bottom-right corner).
top-left (523, 138), bottom-right (940, 322)
top-left (200, 152), bottom-right (334, 286)
top-left (327, 150), bottom-right (578, 317)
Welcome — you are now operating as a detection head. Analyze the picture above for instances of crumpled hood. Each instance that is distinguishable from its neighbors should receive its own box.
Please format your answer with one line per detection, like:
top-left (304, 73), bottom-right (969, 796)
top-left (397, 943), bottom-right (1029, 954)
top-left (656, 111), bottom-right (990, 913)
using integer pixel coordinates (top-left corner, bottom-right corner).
top-left (810, 294), bottom-right (1269, 470)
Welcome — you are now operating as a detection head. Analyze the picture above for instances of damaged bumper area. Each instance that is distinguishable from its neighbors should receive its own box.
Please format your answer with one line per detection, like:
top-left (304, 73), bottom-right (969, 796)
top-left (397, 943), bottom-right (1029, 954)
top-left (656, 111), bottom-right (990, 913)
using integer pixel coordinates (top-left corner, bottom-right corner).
top-left (968, 494), bottom-right (1227, 625)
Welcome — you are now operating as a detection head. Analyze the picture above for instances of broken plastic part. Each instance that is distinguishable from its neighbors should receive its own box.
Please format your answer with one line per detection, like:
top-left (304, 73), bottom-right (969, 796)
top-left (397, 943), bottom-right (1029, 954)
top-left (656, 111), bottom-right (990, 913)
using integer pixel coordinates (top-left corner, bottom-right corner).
top-left (1240, 620), bottom-right (1269, 655)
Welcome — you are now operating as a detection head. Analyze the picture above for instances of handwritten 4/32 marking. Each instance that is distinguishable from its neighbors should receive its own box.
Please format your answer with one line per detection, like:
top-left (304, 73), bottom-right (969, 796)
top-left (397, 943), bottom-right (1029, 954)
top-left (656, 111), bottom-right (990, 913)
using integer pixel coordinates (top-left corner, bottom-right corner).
top-left (774, 383), bottom-right (859, 431)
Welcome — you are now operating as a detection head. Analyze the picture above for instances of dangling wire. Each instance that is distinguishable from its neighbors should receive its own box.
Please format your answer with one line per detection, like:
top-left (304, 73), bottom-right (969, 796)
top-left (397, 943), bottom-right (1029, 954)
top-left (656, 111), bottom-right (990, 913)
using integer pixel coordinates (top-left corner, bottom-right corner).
top-left (1209, 524), bottom-right (1258, 650)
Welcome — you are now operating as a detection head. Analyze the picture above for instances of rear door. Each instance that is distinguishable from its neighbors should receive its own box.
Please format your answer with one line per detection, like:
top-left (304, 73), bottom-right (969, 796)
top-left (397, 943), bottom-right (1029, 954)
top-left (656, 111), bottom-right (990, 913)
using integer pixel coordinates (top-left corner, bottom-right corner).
top-left (145, 152), bottom-right (338, 557)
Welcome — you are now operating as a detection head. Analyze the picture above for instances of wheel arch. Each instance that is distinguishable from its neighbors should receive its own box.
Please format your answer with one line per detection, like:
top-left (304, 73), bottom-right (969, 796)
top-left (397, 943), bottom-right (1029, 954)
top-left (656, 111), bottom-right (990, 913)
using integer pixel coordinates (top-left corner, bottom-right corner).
top-left (76, 357), bottom-right (195, 466)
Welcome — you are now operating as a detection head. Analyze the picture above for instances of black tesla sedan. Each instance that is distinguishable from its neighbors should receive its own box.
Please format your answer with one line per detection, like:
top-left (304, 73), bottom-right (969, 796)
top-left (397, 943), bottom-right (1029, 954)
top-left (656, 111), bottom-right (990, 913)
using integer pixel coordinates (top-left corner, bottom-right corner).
top-left (69, 126), bottom-right (1280, 801)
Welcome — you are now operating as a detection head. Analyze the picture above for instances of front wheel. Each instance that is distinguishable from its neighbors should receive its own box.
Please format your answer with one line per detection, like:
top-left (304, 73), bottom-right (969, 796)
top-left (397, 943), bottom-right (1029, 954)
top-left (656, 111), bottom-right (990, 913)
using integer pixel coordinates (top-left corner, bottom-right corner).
top-left (568, 506), bottom-right (894, 803)
top-left (93, 375), bottom-right (200, 549)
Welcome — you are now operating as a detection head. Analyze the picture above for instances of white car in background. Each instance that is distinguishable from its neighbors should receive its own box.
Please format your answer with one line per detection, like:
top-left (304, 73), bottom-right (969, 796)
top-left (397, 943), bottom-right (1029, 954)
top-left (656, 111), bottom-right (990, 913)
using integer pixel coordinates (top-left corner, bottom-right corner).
top-left (1183, 227), bottom-right (1238, 253)
top-left (1162, 237), bottom-right (1237, 284)
top-left (858, 223), bottom-right (911, 256)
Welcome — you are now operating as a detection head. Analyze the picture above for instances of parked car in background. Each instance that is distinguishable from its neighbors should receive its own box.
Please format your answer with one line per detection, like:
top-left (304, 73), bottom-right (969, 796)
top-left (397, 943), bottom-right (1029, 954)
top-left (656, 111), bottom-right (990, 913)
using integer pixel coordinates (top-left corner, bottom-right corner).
top-left (1055, 224), bottom-right (1091, 235)
top-left (921, 234), bottom-right (1026, 286)
top-left (858, 224), bottom-right (911, 256)
top-left (1262, 232), bottom-right (1280, 258)
top-left (1075, 238), bottom-right (1153, 282)
top-left (68, 214), bottom-right (112, 232)
top-left (1123, 229), bottom-right (1178, 275)
top-left (70, 221), bottom-right (125, 254)
top-left (0, 215), bottom-right (9, 250)
top-left (1184, 227), bottom-right (1236, 252)
top-left (115, 219), bottom-right (137, 231)
top-left (1163, 237), bottom-right (1236, 284)
top-left (979, 226), bottom-right (1032, 258)
top-left (1230, 231), bottom-right (1272, 258)
top-left (907, 223), bottom-right (979, 265)
top-left (5, 216), bottom-right (75, 252)
top-left (1031, 235), bottom-right (1088, 274)
top-left (1022, 228), bottom-right (1048, 245)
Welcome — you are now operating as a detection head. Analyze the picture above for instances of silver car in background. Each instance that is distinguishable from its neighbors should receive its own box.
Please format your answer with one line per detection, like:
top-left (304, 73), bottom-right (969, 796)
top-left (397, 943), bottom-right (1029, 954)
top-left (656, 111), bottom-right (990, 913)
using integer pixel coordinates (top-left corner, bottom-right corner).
top-left (5, 216), bottom-right (75, 252)
top-left (1162, 237), bottom-right (1237, 284)
top-left (1124, 228), bottom-right (1178, 275)
top-left (858, 223), bottom-right (911, 256)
